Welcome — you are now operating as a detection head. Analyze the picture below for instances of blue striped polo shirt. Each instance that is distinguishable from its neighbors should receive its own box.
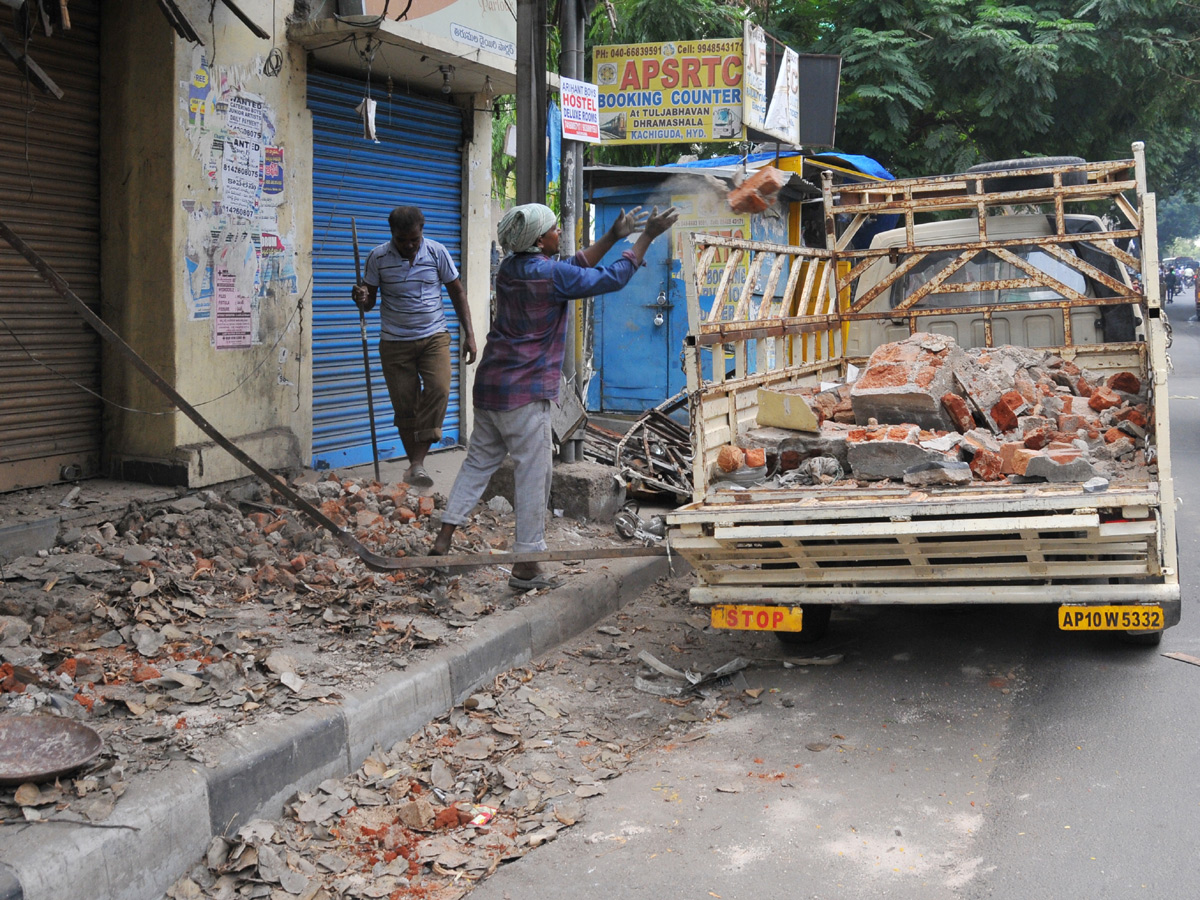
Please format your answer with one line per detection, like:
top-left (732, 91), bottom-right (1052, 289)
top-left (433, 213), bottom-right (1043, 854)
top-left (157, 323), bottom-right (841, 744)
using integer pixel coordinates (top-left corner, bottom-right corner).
top-left (363, 237), bottom-right (459, 341)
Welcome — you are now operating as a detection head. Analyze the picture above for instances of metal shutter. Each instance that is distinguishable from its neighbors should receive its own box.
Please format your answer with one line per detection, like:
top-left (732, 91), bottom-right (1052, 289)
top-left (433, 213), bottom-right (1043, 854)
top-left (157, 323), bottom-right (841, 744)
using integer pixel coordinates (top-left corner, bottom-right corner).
top-left (307, 70), bottom-right (464, 471)
top-left (0, 3), bottom-right (101, 491)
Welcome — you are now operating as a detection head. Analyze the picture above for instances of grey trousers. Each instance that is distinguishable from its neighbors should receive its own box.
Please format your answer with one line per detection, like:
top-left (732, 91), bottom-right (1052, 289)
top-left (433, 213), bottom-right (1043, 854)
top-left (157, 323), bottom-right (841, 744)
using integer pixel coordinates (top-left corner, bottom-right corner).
top-left (442, 400), bottom-right (552, 552)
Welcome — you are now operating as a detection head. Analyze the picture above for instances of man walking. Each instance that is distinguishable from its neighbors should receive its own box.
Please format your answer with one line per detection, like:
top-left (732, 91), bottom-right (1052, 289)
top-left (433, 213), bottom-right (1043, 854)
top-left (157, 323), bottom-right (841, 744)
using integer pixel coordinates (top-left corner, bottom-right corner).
top-left (352, 206), bottom-right (476, 487)
top-left (430, 202), bottom-right (678, 590)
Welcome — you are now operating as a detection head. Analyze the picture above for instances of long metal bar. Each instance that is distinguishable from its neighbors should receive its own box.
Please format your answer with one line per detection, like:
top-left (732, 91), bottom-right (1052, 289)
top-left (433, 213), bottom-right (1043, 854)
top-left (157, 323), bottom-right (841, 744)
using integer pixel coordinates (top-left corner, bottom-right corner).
top-left (351, 216), bottom-right (381, 482)
top-left (0, 217), bottom-right (410, 574)
top-left (392, 545), bottom-right (669, 570)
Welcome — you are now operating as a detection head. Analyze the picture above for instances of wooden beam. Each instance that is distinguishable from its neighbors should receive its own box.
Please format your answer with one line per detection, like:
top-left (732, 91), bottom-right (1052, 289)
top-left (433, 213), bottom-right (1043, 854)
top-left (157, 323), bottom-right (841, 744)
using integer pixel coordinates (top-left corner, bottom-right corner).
top-left (0, 30), bottom-right (63, 98)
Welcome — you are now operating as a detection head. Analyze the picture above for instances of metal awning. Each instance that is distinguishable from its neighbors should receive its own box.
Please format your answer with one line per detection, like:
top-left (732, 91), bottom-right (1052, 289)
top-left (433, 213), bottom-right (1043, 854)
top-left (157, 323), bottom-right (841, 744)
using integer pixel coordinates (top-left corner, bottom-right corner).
top-left (288, 15), bottom-right (518, 96)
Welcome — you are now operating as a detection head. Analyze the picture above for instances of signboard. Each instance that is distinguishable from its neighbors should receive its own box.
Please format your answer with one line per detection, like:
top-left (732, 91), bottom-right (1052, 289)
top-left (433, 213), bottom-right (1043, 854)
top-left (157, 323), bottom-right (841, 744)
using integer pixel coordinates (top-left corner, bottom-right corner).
top-left (763, 46), bottom-right (799, 143)
top-left (349, 1), bottom-right (515, 60)
top-left (560, 77), bottom-right (600, 143)
top-left (742, 23), bottom-right (769, 134)
top-left (593, 39), bottom-right (744, 144)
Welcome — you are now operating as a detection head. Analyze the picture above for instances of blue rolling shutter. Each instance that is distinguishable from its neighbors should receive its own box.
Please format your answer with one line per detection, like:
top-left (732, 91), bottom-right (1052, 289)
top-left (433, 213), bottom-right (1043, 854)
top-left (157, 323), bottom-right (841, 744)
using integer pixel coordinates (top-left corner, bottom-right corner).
top-left (307, 70), bottom-right (464, 470)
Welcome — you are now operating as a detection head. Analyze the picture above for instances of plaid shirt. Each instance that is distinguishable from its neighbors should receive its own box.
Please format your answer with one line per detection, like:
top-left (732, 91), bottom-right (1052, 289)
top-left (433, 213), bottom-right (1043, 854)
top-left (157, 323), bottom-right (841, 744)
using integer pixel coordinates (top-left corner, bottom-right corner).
top-left (474, 249), bottom-right (640, 410)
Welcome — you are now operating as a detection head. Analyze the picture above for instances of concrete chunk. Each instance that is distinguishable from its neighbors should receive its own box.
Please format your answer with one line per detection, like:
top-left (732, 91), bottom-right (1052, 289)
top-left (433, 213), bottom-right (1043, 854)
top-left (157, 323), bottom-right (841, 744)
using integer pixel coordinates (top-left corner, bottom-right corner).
top-left (850, 333), bottom-right (967, 431)
top-left (848, 439), bottom-right (943, 481)
top-left (903, 459), bottom-right (973, 487)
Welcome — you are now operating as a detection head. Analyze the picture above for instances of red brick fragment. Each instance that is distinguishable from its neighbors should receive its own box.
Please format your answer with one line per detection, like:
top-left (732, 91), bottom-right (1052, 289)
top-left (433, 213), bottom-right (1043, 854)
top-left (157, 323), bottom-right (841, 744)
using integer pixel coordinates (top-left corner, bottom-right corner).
top-left (1046, 448), bottom-right (1082, 464)
top-left (744, 447), bottom-right (767, 468)
top-left (717, 445), bottom-right (744, 472)
top-left (1088, 386), bottom-right (1121, 411)
top-left (1106, 371), bottom-right (1141, 394)
top-left (1023, 427), bottom-right (1054, 451)
top-left (1113, 406), bottom-right (1147, 428)
top-left (246, 512), bottom-right (273, 530)
top-left (1075, 377), bottom-right (1094, 397)
top-left (132, 665), bottom-right (161, 683)
top-left (417, 496), bottom-right (436, 517)
top-left (1057, 414), bottom-right (1092, 434)
top-left (941, 393), bottom-right (974, 433)
top-left (968, 447), bottom-right (1004, 481)
top-left (1104, 427), bottom-right (1127, 444)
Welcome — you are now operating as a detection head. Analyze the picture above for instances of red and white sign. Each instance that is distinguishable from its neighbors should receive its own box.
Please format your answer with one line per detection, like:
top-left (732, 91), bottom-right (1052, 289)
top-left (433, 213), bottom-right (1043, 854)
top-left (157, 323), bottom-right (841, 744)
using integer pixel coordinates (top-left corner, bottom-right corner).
top-left (560, 77), bottom-right (600, 143)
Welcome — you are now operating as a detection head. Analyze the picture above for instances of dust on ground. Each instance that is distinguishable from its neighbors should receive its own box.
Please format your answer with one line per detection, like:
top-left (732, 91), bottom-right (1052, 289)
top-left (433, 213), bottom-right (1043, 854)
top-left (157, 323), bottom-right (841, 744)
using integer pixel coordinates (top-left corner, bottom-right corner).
top-left (0, 472), bottom-right (629, 827)
top-left (161, 569), bottom-right (838, 900)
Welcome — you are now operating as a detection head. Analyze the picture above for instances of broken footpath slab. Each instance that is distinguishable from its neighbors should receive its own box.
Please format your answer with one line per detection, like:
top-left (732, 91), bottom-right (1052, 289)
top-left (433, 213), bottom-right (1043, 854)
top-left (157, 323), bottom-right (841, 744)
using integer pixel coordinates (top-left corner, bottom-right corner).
top-left (0, 553), bottom-right (673, 900)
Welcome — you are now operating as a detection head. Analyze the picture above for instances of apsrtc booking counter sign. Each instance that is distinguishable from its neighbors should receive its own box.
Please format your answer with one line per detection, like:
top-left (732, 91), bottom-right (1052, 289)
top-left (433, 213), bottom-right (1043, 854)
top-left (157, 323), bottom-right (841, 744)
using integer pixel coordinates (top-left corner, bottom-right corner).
top-left (593, 39), bottom-right (744, 145)
top-left (561, 77), bottom-right (600, 143)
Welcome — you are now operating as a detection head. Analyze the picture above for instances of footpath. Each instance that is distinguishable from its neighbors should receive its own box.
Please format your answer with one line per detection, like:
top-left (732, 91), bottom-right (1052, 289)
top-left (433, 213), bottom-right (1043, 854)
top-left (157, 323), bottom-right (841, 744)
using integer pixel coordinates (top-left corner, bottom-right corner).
top-left (0, 450), bottom-right (673, 900)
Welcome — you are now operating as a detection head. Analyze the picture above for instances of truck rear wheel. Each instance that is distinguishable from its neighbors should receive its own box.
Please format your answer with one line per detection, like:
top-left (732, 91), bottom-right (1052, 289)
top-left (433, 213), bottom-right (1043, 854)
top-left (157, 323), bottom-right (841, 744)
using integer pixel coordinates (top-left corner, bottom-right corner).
top-left (775, 606), bottom-right (832, 645)
top-left (965, 156), bottom-right (1087, 193)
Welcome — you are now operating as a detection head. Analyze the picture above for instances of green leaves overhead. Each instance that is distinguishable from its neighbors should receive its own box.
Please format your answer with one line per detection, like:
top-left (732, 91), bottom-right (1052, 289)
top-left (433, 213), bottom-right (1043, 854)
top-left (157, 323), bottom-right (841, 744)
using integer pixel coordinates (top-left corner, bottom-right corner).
top-left (803, 0), bottom-right (1200, 193)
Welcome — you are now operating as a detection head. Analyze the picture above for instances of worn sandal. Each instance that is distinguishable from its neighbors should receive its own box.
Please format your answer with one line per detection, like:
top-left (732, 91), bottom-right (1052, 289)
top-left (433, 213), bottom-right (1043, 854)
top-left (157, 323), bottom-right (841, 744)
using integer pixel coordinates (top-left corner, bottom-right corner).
top-left (405, 465), bottom-right (434, 488)
top-left (508, 573), bottom-right (561, 592)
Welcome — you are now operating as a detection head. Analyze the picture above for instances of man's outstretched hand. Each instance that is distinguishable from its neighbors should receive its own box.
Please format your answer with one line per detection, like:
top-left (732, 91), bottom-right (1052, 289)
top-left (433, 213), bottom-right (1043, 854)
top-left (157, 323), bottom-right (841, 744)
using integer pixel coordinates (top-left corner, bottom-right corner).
top-left (644, 205), bottom-right (680, 239)
top-left (610, 206), bottom-right (651, 239)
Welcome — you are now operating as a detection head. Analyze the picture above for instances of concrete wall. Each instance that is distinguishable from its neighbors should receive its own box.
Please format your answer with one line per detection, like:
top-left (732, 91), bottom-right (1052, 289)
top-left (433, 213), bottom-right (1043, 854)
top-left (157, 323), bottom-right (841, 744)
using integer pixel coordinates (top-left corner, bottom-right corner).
top-left (459, 94), bottom-right (497, 424)
top-left (101, 0), bottom-right (312, 487)
top-left (99, 2), bottom-right (497, 487)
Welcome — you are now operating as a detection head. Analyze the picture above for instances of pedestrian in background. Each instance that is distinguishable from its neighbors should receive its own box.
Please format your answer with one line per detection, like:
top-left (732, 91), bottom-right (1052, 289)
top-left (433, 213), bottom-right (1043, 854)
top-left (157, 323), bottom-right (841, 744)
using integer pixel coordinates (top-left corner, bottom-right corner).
top-left (431, 202), bottom-right (678, 590)
top-left (352, 206), bottom-right (477, 487)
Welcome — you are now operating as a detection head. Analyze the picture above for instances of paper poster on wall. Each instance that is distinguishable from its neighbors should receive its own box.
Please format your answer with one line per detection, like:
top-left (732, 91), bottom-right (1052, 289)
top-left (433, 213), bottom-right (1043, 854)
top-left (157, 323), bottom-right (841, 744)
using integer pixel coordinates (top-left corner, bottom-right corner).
top-left (221, 135), bottom-right (263, 220)
top-left (262, 146), bottom-right (285, 204)
top-left (226, 92), bottom-right (265, 137)
top-left (213, 269), bottom-right (253, 349)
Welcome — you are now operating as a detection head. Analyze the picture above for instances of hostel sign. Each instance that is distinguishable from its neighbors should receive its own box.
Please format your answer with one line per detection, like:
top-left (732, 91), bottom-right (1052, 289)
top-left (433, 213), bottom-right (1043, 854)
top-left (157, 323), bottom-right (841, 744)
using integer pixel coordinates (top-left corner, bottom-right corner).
top-left (593, 39), bottom-right (744, 145)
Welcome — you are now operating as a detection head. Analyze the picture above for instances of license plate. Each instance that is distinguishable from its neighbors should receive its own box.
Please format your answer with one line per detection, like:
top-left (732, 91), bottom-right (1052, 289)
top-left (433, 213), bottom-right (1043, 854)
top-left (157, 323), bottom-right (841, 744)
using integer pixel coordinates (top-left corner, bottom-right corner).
top-left (711, 605), bottom-right (803, 632)
top-left (1058, 605), bottom-right (1164, 631)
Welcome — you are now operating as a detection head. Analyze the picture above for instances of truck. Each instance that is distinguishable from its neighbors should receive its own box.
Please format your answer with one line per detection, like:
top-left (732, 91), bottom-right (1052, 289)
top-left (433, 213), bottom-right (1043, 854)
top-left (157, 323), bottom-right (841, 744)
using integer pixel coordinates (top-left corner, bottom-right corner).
top-left (667, 144), bottom-right (1178, 645)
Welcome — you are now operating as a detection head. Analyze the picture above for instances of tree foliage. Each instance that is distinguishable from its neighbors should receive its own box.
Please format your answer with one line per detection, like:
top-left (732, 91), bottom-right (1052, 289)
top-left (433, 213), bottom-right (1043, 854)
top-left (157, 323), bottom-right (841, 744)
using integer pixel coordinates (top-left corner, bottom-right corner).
top-left (785, 0), bottom-right (1200, 194)
top-left (577, 0), bottom-right (1200, 199)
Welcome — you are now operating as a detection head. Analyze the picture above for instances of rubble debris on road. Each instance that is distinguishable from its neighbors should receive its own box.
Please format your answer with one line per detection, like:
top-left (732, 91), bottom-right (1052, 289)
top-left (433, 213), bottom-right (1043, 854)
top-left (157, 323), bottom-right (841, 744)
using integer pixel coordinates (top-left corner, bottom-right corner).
top-left (165, 573), bottom-right (778, 900)
top-left (733, 333), bottom-right (1156, 488)
top-left (0, 472), bottom-right (623, 825)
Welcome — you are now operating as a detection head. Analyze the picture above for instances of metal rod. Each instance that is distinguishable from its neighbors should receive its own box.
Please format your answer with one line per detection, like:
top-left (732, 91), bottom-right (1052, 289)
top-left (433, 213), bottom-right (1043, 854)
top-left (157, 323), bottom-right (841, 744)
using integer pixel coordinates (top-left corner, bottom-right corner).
top-left (0, 216), bottom-right (413, 575)
top-left (352, 216), bottom-right (381, 483)
top-left (403, 545), bottom-right (669, 570)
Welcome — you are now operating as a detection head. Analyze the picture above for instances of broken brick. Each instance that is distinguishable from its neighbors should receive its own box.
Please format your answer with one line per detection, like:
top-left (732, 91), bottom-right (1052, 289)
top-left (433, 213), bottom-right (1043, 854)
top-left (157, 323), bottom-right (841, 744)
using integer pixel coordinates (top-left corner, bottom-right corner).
top-left (1075, 377), bottom-right (1095, 397)
top-left (717, 445), bottom-right (744, 472)
top-left (1114, 406), bottom-right (1148, 428)
top-left (1057, 414), bottom-right (1093, 434)
top-left (1104, 427), bottom-right (1127, 444)
top-left (1088, 386), bottom-right (1121, 411)
top-left (1023, 427), bottom-right (1054, 451)
top-left (941, 393), bottom-right (975, 432)
top-left (1000, 443), bottom-right (1041, 475)
top-left (744, 447), bottom-right (767, 468)
top-left (417, 496), bottom-right (436, 517)
top-left (968, 447), bottom-right (1004, 481)
top-left (1106, 371), bottom-right (1141, 394)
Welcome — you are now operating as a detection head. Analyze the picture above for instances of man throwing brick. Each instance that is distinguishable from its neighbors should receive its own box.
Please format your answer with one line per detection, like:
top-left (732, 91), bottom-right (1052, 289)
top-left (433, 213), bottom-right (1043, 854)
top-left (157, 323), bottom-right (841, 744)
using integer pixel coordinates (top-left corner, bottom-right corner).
top-left (431, 202), bottom-right (678, 590)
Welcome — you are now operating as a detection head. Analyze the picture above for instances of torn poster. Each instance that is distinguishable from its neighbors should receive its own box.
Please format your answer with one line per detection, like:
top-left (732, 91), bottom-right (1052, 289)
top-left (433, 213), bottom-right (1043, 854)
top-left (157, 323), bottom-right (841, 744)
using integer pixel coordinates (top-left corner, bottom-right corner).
top-left (221, 135), bottom-right (263, 220)
top-left (213, 268), bottom-right (253, 349)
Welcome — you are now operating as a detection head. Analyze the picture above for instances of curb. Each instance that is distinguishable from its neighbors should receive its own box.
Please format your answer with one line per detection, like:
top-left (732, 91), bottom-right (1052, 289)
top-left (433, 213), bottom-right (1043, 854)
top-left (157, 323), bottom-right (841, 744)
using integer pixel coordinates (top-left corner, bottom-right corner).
top-left (0, 553), bottom-right (674, 900)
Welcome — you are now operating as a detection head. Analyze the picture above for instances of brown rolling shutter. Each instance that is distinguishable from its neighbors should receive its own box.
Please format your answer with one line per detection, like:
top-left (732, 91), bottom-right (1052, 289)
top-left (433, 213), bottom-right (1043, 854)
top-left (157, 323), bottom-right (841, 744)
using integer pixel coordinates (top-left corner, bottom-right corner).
top-left (0, 2), bottom-right (102, 491)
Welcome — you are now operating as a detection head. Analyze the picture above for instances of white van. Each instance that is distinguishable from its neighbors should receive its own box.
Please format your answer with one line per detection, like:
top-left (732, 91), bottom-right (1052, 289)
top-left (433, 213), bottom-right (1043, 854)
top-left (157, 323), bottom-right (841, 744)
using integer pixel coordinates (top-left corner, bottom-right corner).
top-left (848, 213), bottom-right (1139, 355)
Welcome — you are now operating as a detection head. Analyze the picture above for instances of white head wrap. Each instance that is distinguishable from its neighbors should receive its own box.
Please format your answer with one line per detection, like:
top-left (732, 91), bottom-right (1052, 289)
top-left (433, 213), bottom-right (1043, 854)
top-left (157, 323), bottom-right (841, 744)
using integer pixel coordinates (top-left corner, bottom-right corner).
top-left (497, 203), bottom-right (557, 254)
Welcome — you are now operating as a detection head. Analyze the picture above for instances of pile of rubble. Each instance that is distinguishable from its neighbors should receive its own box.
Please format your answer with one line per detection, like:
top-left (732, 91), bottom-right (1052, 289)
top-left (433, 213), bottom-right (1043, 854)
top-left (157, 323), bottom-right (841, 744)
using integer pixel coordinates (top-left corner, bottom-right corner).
top-left (164, 576), bottom-right (768, 900)
top-left (0, 473), bottom-right (604, 823)
top-left (729, 333), bottom-right (1155, 488)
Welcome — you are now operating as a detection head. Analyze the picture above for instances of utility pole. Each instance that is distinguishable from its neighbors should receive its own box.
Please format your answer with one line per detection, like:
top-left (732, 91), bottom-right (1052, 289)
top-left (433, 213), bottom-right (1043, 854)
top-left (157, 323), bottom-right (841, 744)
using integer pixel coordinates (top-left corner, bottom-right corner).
top-left (558, 0), bottom-right (586, 461)
top-left (515, 0), bottom-right (547, 204)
